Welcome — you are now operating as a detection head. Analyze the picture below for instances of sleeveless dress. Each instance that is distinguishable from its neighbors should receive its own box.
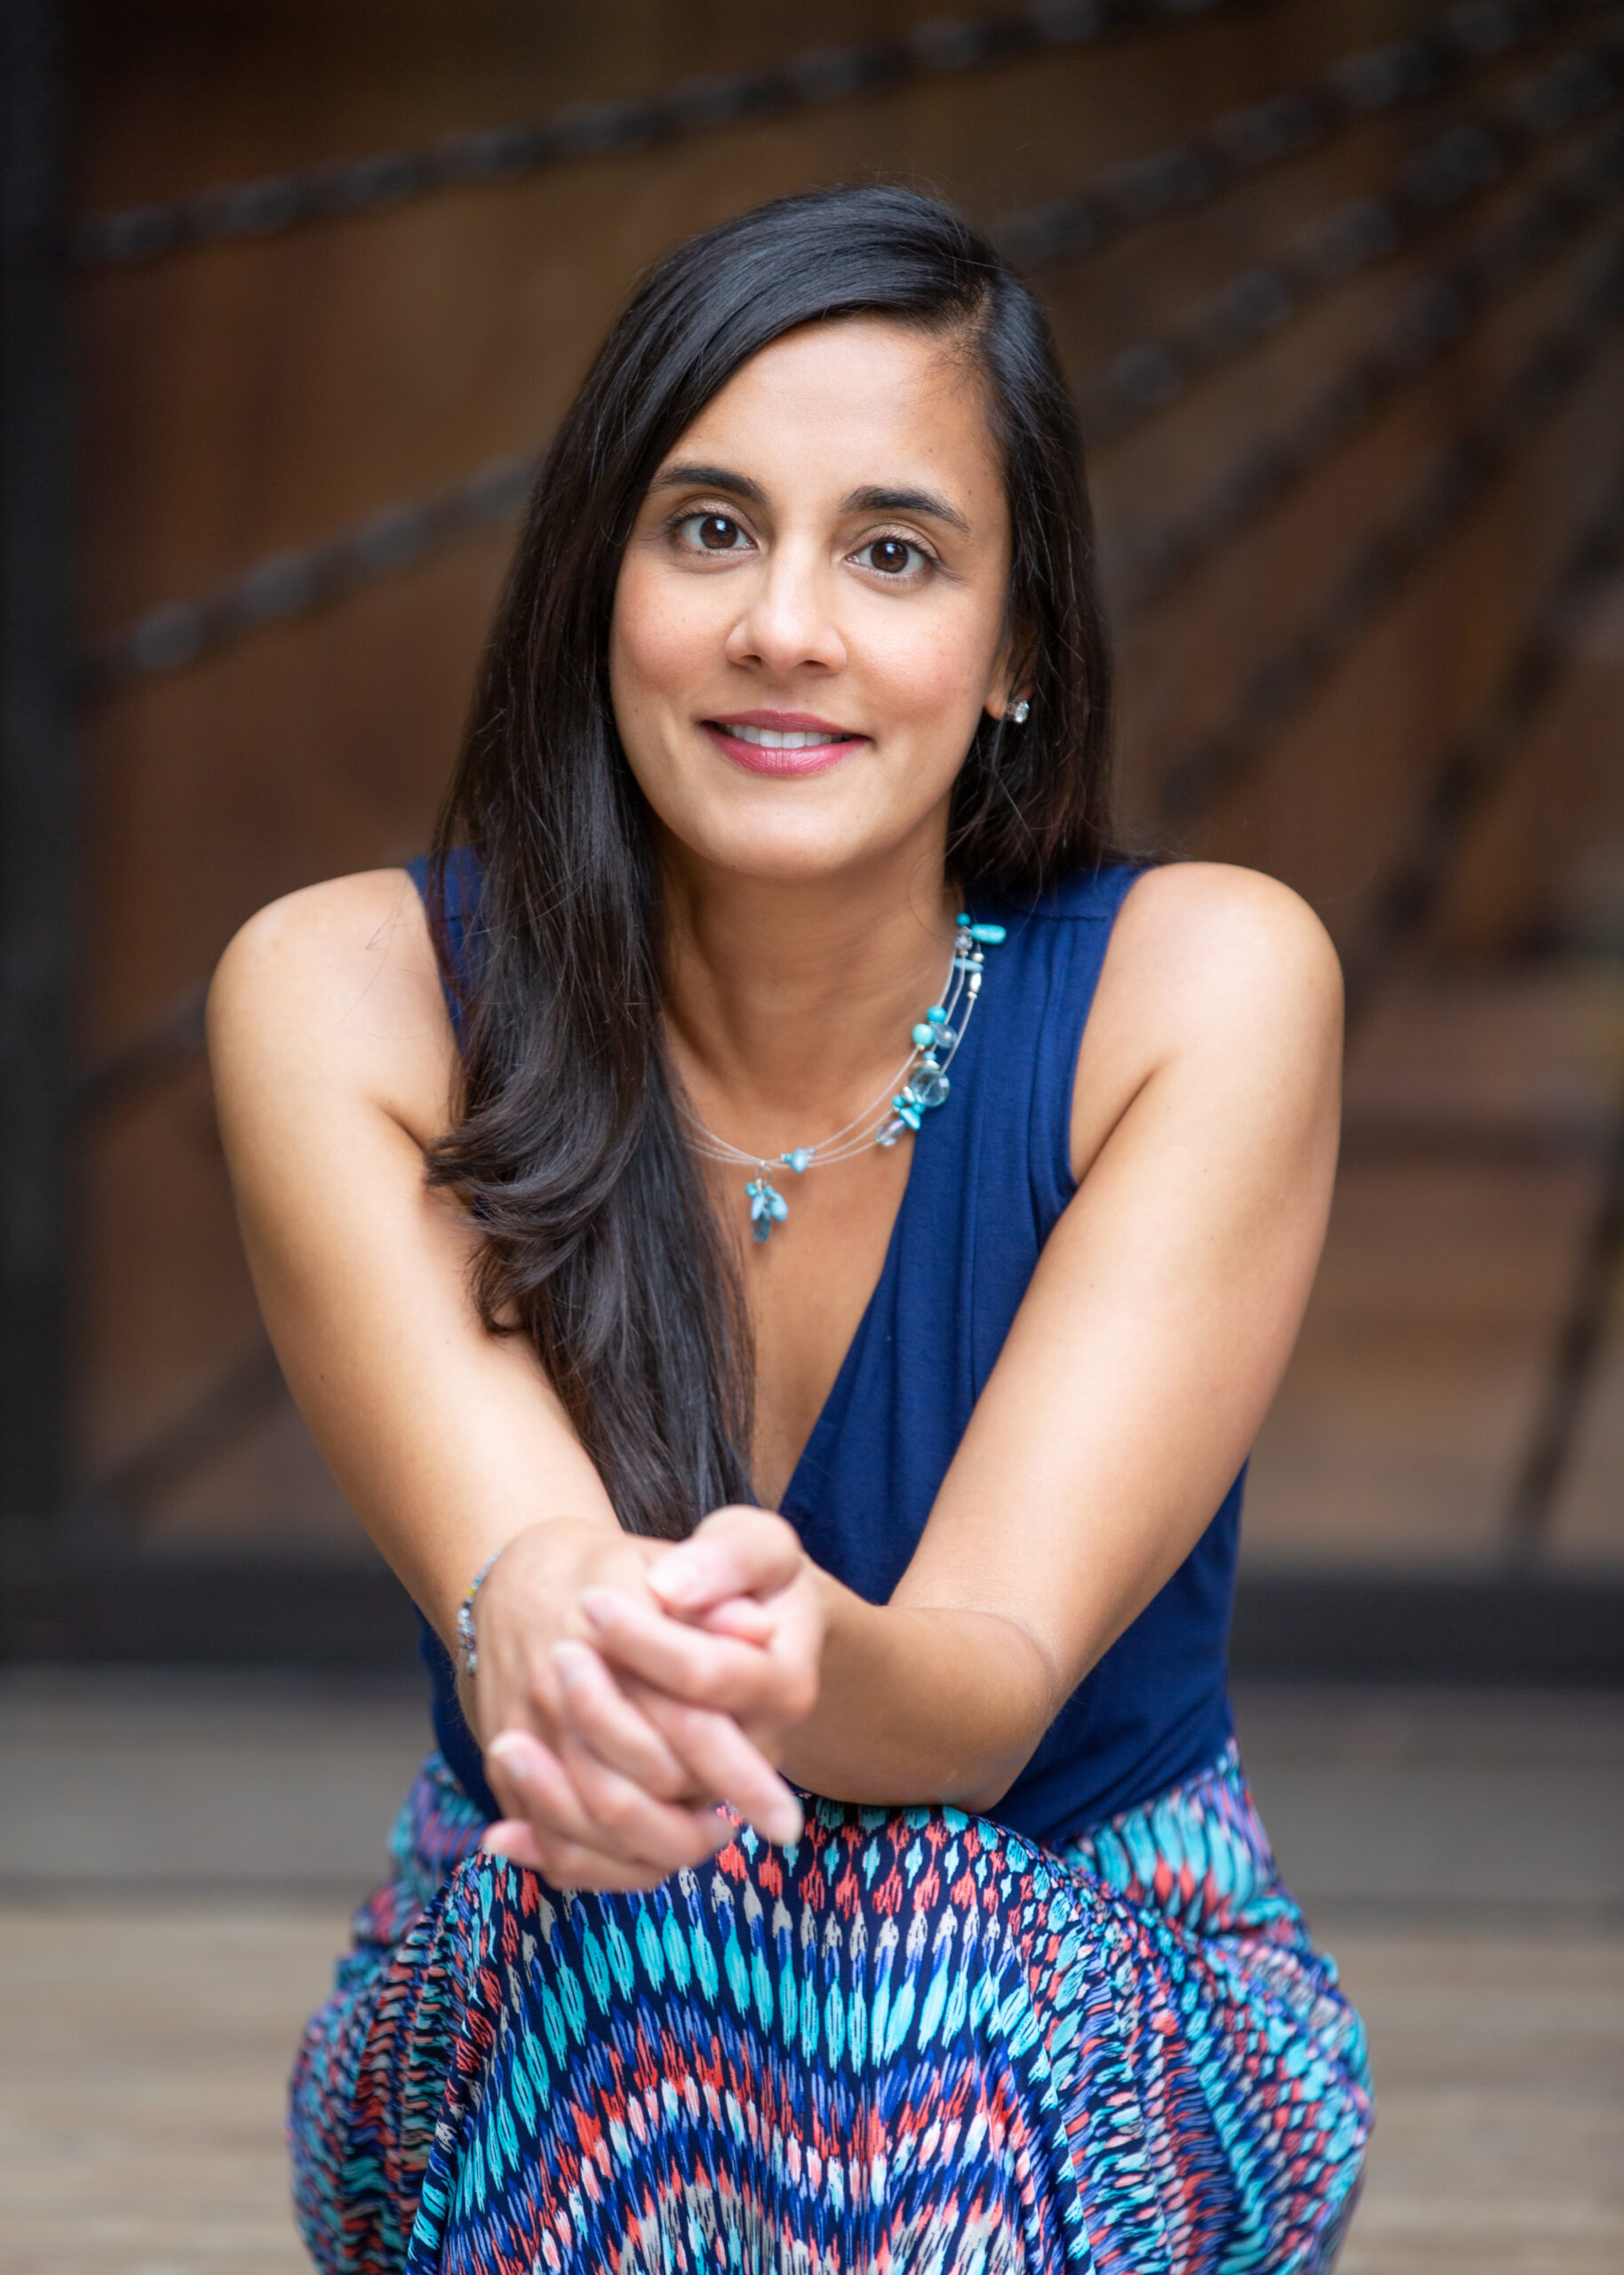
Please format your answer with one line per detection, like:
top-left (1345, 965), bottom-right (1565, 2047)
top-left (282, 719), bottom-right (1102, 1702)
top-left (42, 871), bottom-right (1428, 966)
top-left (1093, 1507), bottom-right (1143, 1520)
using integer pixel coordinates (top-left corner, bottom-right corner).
top-left (289, 857), bottom-right (1372, 2275)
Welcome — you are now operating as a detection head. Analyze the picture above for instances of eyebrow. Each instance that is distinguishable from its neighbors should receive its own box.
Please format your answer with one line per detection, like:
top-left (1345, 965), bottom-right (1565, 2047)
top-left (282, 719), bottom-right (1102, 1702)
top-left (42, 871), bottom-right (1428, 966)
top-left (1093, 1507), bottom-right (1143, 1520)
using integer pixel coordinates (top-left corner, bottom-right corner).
top-left (648, 463), bottom-right (972, 535)
top-left (649, 462), bottom-right (769, 509)
top-left (840, 483), bottom-right (971, 535)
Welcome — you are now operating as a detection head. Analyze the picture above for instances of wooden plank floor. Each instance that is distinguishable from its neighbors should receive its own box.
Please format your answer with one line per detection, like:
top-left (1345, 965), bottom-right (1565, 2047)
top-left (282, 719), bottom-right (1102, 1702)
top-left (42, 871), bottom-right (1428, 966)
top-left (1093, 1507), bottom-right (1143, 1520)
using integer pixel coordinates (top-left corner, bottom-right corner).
top-left (1332, 1928), bottom-right (1624, 2275)
top-left (0, 1902), bottom-right (1618, 2275)
top-left (2, 1673), bottom-right (1620, 2275)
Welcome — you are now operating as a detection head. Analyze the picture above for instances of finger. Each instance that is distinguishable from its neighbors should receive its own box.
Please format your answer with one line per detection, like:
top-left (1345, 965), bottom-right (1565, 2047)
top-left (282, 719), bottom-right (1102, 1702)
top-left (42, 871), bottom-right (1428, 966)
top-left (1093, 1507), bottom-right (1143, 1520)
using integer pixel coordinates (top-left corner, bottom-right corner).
top-left (579, 1586), bottom-right (776, 1711)
top-left (551, 1640), bottom-right (698, 1797)
top-left (636, 1688), bottom-right (804, 1847)
top-left (483, 1726), bottom-right (584, 1832)
top-left (554, 1725), bottom-right (734, 1872)
top-left (487, 1726), bottom-right (728, 1875)
top-left (697, 1595), bottom-right (776, 1643)
top-left (647, 1506), bottom-right (802, 1616)
top-left (480, 1819), bottom-right (676, 1894)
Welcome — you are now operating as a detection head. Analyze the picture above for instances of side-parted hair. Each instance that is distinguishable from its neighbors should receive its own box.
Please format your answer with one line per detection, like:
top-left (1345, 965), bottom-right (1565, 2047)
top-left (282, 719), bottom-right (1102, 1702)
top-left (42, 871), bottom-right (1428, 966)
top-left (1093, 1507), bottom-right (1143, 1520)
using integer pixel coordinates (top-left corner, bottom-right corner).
top-left (426, 184), bottom-right (1118, 1537)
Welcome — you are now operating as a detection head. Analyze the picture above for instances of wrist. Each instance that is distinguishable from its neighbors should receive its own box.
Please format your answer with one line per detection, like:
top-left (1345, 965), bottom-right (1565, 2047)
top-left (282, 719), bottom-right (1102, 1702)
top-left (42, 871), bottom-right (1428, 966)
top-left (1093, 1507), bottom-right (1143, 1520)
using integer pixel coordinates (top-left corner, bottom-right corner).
top-left (443, 1515), bottom-right (625, 1663)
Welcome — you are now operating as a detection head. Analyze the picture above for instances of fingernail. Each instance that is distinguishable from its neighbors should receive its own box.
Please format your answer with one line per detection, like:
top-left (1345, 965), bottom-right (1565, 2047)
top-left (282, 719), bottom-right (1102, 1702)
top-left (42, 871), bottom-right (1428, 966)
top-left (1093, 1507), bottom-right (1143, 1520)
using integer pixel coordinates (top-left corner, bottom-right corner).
top-left (551, 1640), bottom-right (590, 1685)
top-left (487, 1732), bottom-right (532, 1783)
top-left (768, 1803), bottom-right (803, 1845)
top-left (578, 1587), bottom-right (617, 1628)
top-left (655, 1557), bottom-right (706, 1608)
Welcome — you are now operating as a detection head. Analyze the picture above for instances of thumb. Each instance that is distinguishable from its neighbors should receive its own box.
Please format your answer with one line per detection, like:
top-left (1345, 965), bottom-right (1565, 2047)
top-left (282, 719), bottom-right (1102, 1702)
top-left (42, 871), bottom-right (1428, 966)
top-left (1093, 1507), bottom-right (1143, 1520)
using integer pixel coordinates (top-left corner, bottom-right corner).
top-left (648, 1506), bottom-right (801, 1616)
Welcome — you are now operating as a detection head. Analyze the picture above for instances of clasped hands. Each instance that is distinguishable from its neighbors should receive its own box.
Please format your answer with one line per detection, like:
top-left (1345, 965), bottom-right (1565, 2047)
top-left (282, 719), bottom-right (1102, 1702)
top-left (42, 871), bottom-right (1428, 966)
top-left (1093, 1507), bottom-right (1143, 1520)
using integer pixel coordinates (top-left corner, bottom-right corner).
top-left (471, 1505), bottom-right (824, 1891)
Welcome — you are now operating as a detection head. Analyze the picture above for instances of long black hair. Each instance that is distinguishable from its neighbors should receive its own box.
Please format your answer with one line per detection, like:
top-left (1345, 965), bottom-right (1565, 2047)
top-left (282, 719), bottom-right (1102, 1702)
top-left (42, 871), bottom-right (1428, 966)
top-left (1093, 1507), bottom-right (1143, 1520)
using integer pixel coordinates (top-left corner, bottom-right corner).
top-left (426, 184), bottom-right (1118, 1538)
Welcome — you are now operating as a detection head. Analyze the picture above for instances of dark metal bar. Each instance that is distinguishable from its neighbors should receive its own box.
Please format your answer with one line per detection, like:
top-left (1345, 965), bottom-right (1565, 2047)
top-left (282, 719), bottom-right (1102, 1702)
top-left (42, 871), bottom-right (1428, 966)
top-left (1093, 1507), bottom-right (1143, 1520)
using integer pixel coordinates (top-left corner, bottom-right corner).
top-left (71, 978), bottom-right (208, 1121)
top-left (1150, 232), bottom-right (1624, 826)
top-left (1340, 460), bottom-right (1624, 1021)
top-left (998, 1), bottom-right (1612, 275)
top-left (0, 0), bottom-right (76, 1549)
top-left (1505, 1100), bottom-right (1624, 1557)
top-left (74, 1339), bottom-right (288, 1529)
top-left (1074, 52), bottom-right (1624, 447)
top-left (66, 0), bottom-right (1278, 270)
top-left (1117, 136), bottom-right (1624, 625)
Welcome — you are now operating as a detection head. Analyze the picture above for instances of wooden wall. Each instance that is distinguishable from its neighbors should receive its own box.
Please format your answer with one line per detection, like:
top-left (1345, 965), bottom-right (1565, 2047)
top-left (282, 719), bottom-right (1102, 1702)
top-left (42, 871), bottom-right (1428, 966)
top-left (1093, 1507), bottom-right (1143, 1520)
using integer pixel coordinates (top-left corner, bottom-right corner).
top-left (69, 0), bottom-right (1624, 1564)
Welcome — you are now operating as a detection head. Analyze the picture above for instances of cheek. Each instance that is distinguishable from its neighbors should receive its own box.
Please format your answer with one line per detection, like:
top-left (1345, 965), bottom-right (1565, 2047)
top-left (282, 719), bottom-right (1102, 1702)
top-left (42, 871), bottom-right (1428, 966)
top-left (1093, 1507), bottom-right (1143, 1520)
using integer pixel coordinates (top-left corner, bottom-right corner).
top-left (867, 601), bottom-right (1000, 740)
top-left (610, 556), bottom-right (720, 724)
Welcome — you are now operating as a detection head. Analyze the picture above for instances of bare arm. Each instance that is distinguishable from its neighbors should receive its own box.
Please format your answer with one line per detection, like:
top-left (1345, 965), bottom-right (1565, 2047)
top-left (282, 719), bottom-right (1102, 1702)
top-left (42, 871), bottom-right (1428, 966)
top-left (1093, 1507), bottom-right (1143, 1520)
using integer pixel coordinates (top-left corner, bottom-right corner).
top-left (209, 868), bottom-right (805, 1886)
top-left (208, 868), bottom-right (622, 1627)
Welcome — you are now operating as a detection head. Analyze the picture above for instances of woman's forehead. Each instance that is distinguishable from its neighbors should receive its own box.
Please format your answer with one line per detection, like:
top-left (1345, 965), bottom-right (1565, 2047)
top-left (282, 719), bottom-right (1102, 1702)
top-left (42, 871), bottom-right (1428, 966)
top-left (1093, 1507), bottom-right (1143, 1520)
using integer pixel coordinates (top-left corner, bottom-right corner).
top-left (661, 318), bottom-right (1002, 506)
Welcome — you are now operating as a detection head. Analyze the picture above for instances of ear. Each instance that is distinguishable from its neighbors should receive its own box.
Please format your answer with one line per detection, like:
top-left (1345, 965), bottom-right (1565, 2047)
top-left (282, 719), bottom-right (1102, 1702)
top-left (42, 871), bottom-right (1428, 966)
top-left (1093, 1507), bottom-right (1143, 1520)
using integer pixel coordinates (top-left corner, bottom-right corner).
top-left (983, 626), bottom-right (1032, 723)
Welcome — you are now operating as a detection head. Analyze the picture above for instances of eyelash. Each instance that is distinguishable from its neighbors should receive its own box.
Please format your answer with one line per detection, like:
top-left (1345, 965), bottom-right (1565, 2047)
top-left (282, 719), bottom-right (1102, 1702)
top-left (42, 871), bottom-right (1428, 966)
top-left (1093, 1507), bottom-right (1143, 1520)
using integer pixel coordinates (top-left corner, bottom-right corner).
top-left (665, 507), bottom-right (940, 580)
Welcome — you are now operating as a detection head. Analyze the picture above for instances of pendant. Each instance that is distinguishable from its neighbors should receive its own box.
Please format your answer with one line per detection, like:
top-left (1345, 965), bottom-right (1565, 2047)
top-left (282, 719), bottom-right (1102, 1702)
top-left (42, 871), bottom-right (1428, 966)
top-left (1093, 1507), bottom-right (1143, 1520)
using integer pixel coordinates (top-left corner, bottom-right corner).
top-left (745, 1175), bottom-right (789, 1242)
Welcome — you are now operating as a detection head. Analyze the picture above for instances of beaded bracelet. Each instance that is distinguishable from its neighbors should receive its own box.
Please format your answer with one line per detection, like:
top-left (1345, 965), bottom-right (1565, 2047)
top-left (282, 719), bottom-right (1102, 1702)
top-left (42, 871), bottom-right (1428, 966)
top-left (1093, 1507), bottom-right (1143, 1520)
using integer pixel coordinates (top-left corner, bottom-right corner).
top-left (454, 1548), bottom-right (504, 1678)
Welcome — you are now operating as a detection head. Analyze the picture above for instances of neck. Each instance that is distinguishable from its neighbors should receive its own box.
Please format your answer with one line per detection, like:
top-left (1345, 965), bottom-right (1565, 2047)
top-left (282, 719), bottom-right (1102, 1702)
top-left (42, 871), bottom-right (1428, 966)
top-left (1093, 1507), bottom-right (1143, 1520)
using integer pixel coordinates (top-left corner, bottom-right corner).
top-left (659, 835), bottom-right (960, 1150)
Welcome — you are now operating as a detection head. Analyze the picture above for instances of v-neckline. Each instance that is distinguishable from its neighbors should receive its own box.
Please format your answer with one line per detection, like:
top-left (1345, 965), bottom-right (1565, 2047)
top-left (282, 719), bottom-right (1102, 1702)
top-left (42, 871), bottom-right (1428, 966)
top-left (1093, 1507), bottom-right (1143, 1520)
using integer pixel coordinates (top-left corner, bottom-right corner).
top-left (774, 1132), bottom-right (919, 1517)
top-left (772, 890), bottom-right (1001, 1514)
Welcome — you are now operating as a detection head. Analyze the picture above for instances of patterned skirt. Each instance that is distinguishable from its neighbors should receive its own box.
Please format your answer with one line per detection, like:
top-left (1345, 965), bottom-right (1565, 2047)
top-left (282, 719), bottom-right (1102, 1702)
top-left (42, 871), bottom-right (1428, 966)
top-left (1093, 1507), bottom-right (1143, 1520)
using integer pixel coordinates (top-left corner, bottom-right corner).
top-left (290, 1742), bottom-right (1371, 2273)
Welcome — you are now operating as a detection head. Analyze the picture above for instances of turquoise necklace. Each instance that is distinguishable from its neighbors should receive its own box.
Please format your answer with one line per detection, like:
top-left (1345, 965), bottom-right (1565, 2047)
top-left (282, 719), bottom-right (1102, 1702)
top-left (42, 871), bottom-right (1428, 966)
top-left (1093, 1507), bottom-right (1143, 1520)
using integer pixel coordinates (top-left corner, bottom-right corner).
top-left (680, 913), bottom-right (1007, 1241)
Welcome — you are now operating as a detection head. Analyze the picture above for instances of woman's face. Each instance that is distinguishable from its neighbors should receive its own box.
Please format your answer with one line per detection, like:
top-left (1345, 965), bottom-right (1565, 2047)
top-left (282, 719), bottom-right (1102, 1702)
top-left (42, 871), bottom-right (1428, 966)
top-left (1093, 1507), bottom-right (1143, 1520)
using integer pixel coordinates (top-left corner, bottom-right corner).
top-left (609, 315), bottom-right (1016, 888)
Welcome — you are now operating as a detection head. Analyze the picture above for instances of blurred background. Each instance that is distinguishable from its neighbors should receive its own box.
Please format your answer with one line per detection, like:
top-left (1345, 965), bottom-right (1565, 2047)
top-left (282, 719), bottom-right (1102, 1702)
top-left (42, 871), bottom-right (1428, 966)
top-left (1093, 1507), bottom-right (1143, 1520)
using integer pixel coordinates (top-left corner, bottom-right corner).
top-left (1, 1), bottom-right (1621, 2269)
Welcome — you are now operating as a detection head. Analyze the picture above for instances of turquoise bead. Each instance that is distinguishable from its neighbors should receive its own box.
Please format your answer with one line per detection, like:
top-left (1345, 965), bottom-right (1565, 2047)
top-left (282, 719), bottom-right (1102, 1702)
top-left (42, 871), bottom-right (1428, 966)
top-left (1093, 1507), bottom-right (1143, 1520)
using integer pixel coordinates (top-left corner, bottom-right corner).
top-left (745, 1174), bottom-right (789, 1240)
top-left (783, 1147), bottom-right (813, 1173)
top-left (926, 1006), bottom-right (947, 1026)
top-left (968, 922), bottom-right (1007, 945)
top-left (911, 1023), bottom-right (935, 1050)
top-left (891, 1095), bottom-right (922, 1130)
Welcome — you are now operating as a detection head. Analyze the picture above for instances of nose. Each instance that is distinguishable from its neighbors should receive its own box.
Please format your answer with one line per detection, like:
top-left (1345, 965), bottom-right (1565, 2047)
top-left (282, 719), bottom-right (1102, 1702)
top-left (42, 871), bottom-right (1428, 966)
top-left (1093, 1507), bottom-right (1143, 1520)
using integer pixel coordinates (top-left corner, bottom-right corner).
top-left (723, 539), bottom-right (848, 678)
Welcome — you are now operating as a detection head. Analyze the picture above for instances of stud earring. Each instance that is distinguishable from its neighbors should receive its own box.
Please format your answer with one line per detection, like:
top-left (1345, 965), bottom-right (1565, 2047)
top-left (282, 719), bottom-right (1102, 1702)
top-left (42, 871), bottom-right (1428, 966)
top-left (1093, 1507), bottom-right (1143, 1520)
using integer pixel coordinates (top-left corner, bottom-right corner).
top-left (1008, 698), bottom-right (1031, 725)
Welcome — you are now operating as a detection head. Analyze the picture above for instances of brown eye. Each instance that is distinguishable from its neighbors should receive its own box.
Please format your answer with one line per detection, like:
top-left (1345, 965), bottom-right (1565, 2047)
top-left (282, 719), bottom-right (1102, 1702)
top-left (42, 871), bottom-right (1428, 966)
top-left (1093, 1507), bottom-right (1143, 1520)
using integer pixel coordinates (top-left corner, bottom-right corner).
top-left (676, 511), bottom-right (749, 554)
top-left (860, 537), bottom-right (926, 577)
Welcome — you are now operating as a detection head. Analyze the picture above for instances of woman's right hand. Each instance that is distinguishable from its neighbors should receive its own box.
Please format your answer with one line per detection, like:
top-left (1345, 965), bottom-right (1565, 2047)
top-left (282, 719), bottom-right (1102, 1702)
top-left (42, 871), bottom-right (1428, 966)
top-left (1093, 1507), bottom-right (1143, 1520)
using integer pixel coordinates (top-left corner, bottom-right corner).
top-left (467, 1518), bottom-right (804, 1891)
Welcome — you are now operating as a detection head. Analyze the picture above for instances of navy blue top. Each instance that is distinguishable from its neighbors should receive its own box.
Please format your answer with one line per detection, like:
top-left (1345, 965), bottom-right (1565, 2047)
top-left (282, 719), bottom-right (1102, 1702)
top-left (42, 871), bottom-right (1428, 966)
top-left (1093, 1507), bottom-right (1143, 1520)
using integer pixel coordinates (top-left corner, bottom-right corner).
top-left (409, 853), bottom-right (1242, 1848)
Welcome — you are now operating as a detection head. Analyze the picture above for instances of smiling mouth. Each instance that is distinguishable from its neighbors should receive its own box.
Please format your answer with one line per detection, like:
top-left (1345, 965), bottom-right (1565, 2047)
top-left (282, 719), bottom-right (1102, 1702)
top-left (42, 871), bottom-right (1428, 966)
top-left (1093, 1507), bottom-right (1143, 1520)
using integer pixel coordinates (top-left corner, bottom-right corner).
top-left (703, 717), bottom-right (864, 776)
top-left (726, 723), bottom-right (855, 750)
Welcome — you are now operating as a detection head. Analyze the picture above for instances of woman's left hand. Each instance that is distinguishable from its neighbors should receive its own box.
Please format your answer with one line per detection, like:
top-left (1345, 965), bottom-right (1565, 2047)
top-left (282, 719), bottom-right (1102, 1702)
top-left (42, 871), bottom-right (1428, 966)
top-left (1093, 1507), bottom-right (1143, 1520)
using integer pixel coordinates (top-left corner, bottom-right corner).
top-left (481, 1507), bottom-right (824, 1881)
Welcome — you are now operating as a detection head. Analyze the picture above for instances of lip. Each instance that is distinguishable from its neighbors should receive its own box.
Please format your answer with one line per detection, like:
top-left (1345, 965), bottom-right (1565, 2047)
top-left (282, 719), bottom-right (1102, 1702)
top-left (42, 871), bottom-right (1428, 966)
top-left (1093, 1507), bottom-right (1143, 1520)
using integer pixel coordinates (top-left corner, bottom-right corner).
top-left (703, 708), bottom-right (867, 778)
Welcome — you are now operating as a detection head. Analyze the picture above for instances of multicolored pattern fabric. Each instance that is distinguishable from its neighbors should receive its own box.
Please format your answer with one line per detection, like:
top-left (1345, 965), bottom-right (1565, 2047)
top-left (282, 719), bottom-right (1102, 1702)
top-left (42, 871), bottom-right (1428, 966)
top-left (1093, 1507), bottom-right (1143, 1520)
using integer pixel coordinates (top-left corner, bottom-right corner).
top-left (290, 1742), bottom-right (1370, 2273)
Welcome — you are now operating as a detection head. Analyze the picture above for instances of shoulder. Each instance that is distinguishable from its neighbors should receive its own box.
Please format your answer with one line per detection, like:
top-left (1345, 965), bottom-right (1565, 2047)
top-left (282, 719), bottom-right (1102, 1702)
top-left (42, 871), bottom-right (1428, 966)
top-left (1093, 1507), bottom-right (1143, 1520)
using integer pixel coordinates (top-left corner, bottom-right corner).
top-left (1073, 862), bottom-right (1341, 1171)
top-left (1111, 860), bottom-right (1342, 1028)
top-left (208, 868), bottom-right (456, 1146)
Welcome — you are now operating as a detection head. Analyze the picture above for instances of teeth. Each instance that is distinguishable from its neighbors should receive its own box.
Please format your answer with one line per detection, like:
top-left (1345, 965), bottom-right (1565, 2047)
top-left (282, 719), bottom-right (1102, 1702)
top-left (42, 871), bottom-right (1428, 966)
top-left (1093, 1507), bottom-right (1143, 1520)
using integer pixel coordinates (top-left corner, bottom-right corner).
top-left (727, 724), bottom-right (844, 749)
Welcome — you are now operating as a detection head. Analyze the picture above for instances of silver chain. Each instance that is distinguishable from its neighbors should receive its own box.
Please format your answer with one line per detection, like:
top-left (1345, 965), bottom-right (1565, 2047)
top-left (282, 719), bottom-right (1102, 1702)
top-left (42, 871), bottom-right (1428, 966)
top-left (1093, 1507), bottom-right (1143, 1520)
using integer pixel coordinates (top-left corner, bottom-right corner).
top-left (677, 916), bottom-right (1006, 1240)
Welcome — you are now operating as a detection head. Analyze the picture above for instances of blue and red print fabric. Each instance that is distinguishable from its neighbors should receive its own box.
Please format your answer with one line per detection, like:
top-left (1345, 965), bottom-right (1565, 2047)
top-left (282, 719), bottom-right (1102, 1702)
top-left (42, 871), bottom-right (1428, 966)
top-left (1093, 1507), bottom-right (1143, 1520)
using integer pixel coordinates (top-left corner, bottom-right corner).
top-left (291, 1741), bottom-right (1370, 2273)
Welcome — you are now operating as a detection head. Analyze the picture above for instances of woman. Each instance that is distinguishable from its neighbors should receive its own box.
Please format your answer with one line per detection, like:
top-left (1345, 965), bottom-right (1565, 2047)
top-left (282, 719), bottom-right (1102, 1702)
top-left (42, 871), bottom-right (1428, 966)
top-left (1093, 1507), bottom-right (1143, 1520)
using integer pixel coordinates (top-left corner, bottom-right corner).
top-left (211, 187), bottom-right (1370, 2273)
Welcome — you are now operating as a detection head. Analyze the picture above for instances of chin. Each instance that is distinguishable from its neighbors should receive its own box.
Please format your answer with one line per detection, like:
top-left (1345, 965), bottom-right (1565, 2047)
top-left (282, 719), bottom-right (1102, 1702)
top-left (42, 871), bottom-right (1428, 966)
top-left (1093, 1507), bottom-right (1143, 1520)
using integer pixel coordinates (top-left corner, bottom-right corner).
top-left (689, 812), bottom-right (911, 885)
